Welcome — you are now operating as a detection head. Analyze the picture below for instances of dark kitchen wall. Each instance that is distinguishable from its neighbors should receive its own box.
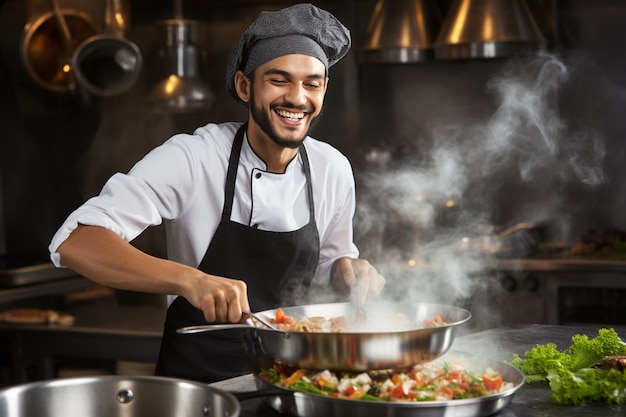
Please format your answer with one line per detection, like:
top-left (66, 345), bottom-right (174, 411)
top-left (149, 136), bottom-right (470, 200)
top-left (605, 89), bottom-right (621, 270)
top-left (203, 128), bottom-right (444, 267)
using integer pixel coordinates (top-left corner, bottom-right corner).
top-left (1, 0), bottom-right (625, 264)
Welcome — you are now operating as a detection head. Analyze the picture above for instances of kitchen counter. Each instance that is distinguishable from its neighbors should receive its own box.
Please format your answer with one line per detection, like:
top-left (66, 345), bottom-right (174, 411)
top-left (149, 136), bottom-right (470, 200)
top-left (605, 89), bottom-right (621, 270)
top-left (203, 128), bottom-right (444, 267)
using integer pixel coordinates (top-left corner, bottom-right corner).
top-left (212, 324), bottom-right (626, 417)
top-left (488, 258), bottom-right (626, 272)
top-left (0, 303), bottom-right (166, 382)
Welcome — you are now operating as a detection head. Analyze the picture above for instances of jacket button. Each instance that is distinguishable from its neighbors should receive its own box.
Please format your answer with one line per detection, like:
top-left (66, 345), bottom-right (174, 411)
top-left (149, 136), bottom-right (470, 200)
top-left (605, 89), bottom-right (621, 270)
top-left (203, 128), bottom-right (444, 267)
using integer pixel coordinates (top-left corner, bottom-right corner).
top-left (255, 172), bottom-right (262, 179)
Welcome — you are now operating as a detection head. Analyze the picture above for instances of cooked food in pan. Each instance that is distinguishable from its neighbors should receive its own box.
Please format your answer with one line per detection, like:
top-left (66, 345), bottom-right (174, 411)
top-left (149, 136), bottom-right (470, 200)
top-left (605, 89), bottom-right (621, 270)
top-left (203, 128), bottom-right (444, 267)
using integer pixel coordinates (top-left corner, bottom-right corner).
top-left (268, 307), bottom-right (448, 333)
top-left (260, 360), bottom-right (514, 402)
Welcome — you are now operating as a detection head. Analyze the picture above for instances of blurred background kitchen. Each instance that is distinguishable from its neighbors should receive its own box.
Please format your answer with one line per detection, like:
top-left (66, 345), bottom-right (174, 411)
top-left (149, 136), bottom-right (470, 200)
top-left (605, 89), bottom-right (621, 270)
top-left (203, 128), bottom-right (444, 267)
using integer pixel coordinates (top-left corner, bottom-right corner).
top-left (1, 0), bottom-right (626, 385)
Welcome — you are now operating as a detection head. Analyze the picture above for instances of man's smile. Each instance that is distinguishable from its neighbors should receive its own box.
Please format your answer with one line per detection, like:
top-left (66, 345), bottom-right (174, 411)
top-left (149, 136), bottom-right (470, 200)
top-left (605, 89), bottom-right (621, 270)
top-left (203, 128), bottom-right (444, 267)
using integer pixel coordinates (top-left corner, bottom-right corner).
top-left (275, 108), bottom-right (306, 122)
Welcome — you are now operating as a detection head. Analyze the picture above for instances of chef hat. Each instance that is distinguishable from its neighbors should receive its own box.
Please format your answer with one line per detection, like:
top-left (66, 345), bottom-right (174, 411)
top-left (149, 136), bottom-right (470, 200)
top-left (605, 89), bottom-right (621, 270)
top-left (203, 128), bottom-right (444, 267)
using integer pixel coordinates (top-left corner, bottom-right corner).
top-left (225, 3), bottom-right (351, 104)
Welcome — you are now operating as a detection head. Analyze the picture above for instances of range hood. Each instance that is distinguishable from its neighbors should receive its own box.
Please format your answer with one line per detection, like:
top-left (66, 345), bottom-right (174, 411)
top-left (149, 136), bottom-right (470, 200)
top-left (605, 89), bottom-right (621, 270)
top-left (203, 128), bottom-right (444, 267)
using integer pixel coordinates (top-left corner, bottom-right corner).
top-left (435, 0), bottom-right (547, 59)
top-left (358, 0), bottom-right (547, 63)
top-left (358, 0), bottom-right (443, 64)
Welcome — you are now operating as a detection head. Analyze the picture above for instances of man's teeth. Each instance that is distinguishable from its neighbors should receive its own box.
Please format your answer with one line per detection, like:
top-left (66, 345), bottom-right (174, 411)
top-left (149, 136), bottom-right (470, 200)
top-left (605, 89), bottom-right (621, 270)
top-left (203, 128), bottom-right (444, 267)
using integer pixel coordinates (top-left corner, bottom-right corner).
top-left (276, 109), bottom-right (305, 120)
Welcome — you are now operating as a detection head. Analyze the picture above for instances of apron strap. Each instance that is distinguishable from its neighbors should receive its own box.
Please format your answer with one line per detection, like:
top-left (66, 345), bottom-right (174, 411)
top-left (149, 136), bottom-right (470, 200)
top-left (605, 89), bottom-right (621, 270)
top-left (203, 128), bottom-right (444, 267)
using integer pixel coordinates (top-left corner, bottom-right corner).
top-left (221, 124), bottom-right (246, 222)
top-left (299, 144), bottom-right (316, 224)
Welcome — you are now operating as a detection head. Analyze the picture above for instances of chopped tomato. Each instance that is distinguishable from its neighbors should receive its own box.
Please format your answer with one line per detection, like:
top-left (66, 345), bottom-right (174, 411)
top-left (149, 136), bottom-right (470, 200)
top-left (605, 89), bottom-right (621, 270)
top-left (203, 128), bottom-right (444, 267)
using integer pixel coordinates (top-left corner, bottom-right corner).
top-left (348, 388), bottom-right (366, 400)
top-left (482, 374), bottom-right (503, 391)
top-left (275, 308), bottom-right (295, 324)
top-left (409, 371), bottom-right (428, 388)
top-left (406, 390), bottom-right (418, 400)
top-left (389, 381), bottom-right (410, 399)
top-left (446, 370), bottom-right (463, 381)
top-left (344, 385), bottom-right (358, 396)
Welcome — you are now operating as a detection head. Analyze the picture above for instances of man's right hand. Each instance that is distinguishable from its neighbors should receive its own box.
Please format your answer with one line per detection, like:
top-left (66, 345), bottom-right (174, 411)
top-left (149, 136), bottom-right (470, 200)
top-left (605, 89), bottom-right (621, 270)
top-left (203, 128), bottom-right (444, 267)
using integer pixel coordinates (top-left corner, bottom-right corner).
top-left (183, 273), bottom-right (250, 323)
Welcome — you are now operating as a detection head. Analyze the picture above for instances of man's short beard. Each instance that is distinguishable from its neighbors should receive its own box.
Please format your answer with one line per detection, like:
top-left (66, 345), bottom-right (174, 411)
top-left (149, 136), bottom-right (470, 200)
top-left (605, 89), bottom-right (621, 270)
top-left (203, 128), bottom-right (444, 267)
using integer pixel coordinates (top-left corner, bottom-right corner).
top-left (248, 76), bottom-right (322, 149)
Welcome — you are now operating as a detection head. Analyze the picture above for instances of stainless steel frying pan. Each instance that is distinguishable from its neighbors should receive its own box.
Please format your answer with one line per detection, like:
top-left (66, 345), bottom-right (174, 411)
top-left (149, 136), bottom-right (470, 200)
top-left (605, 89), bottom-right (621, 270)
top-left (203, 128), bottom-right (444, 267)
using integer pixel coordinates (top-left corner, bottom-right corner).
top-left (178, 301), bottom-right (471, 371)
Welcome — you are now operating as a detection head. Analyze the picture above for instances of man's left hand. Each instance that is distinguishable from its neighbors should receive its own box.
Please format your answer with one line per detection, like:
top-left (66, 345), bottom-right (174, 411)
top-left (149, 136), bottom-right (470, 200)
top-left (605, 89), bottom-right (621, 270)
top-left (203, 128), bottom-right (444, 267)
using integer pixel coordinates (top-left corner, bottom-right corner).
top-left (330, 257), bottom-right (385, 303)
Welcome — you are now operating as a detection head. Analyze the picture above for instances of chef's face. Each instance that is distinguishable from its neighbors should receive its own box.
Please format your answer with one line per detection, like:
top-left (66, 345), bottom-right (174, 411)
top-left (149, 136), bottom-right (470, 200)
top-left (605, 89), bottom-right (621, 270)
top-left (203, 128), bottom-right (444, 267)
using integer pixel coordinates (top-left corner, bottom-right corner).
top-left (247, 54), bottom-right (328, 149)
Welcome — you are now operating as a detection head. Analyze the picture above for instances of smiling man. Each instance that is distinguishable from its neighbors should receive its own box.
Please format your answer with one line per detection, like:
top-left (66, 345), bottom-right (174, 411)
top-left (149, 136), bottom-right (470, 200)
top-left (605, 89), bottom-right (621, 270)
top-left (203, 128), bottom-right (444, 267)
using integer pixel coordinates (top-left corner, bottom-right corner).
top-left (240, 54), bottom-right (327, 170)
top-left (48, 3), bottom-right (385, 383)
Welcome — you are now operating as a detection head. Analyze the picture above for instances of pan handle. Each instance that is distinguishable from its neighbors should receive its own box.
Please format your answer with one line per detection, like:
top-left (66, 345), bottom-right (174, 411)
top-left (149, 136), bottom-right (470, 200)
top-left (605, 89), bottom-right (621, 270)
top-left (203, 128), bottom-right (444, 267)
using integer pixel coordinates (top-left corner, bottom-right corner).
top-left (233, 387), bottom-right (290, 402)
top-left (177, 323), bottom-right (289, 335)
top-left (176, 324), bottom-right (253, 334)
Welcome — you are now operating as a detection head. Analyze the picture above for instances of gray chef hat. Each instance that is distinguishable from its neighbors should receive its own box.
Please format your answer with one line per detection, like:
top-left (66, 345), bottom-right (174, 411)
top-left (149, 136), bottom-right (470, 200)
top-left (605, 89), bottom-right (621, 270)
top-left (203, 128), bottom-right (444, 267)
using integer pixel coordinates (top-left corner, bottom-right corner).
top-left (226, 3), bottom-right (351, 104)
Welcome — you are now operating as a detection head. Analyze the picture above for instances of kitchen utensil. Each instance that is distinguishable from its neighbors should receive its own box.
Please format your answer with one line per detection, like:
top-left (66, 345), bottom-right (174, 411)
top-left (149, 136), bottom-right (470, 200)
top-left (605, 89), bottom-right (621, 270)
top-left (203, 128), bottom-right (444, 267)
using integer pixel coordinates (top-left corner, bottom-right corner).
top-left (0, 375), bottom-right (240, 417)
top-left (350, 281), bottom-right (367, 324)
top-left (72, 0), bottom-right (142, 96)
top-left (238, 351), bottom-right (524, 417)
top-left (50, 0), bottom-right (72, 56)
top-left (242, 310), bottom-right (277, 330)
top-left (178, 301), bottom-right (471, 371)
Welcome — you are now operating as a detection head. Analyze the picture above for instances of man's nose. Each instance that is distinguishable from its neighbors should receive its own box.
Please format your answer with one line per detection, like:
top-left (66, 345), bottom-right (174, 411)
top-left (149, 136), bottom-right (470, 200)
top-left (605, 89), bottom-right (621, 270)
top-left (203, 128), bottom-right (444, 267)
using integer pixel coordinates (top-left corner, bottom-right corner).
top-left (285, 83), bottom-right (307, 105)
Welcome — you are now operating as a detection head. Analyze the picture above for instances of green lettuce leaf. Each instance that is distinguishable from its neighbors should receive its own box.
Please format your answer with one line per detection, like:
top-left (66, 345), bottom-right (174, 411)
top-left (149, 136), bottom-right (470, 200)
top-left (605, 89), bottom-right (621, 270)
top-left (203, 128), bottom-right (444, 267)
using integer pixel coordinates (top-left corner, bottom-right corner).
top-left (548, 368), bottom-right (626, 405)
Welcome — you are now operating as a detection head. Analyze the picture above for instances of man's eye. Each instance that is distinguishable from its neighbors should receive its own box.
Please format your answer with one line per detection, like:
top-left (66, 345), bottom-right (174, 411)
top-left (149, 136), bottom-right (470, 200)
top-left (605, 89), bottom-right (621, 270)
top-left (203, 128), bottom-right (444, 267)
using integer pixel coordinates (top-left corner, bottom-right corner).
top-left (270, 79), bottom-right (288, 84)
top-left (306, 82), bottom-right (322, 89)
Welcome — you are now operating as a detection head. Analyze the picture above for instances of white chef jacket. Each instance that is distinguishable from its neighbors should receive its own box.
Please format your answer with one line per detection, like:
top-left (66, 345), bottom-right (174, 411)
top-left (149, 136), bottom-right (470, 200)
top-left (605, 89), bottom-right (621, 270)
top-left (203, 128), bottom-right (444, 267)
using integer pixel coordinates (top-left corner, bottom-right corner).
top-left (48, 122), bottom-right (359, 288)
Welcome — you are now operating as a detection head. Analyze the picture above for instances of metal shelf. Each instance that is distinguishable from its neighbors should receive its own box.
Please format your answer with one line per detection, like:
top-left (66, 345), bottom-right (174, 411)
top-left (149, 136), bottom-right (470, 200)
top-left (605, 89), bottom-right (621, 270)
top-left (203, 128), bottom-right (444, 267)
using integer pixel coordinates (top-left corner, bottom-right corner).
top-left (0, 276), bottom-right (94, 304)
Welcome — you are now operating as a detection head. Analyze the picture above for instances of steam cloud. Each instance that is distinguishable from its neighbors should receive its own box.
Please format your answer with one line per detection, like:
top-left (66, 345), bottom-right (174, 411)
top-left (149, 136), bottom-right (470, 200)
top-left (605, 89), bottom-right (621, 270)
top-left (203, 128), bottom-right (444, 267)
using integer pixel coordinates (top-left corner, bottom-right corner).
top-left (354, 54), bottom-right (607, 323)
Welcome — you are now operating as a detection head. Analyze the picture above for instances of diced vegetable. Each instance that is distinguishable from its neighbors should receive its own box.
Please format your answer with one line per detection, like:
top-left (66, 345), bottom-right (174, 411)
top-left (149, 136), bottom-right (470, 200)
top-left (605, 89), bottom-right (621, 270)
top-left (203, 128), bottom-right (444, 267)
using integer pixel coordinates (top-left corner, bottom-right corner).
top-left (482, 374), bottom-right (503, 391)
top-left (275, 308), bottom-right (295, 324)
top-left (282, 370), bottom-right (305, 387)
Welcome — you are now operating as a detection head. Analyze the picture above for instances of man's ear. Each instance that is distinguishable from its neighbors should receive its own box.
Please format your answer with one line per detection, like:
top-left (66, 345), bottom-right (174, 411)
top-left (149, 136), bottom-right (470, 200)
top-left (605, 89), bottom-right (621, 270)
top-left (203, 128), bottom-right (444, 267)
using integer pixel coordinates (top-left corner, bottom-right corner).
top-left (234, 70), bottom-right (251, 103)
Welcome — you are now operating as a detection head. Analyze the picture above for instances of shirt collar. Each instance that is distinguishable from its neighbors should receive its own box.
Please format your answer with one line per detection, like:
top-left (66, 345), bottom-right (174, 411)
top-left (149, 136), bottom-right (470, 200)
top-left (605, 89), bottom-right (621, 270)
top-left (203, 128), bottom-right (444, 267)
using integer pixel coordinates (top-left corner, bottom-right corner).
top-left (242, 131), bottom-right (303, 173)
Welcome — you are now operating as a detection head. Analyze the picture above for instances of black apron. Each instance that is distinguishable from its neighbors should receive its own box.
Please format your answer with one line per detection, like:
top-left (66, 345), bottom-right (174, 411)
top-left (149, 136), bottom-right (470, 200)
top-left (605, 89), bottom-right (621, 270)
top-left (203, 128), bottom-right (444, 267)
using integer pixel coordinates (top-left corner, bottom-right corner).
top-left (154, 124), bottom-right (320, 383)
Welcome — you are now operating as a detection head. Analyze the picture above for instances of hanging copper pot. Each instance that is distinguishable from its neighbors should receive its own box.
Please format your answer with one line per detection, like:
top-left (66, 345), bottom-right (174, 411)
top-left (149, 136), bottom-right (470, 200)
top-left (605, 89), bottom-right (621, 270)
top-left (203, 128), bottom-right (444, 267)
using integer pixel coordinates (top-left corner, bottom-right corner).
top-left (20, 8), bottom-right (97, 94)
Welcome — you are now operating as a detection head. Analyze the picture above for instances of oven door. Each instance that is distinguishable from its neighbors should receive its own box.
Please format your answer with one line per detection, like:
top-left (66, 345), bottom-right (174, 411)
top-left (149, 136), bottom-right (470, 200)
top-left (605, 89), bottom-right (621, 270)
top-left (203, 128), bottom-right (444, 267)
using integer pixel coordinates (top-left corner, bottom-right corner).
top-left (545, 271), bottom-right (626, 326)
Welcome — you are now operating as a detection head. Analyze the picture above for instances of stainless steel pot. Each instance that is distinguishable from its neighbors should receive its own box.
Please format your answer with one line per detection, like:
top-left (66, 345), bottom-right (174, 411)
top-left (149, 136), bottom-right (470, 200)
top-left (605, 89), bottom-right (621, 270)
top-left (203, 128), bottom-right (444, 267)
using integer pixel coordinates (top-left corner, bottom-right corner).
top-left (179, 301), bottom-right (471, 371)
top-left (0, 375), bottom-right (240, 417)
top-left (240, 351), bottom-right (524, 417)
top-left (72, 0), bottom-right (142, 96)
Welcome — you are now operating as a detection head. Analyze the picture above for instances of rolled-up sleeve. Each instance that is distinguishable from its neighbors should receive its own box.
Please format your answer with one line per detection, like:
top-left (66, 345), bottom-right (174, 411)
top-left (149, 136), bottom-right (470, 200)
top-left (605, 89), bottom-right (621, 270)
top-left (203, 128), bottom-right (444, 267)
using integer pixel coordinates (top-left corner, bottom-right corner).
top-left (48, 135), bottom-right (198, 267)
